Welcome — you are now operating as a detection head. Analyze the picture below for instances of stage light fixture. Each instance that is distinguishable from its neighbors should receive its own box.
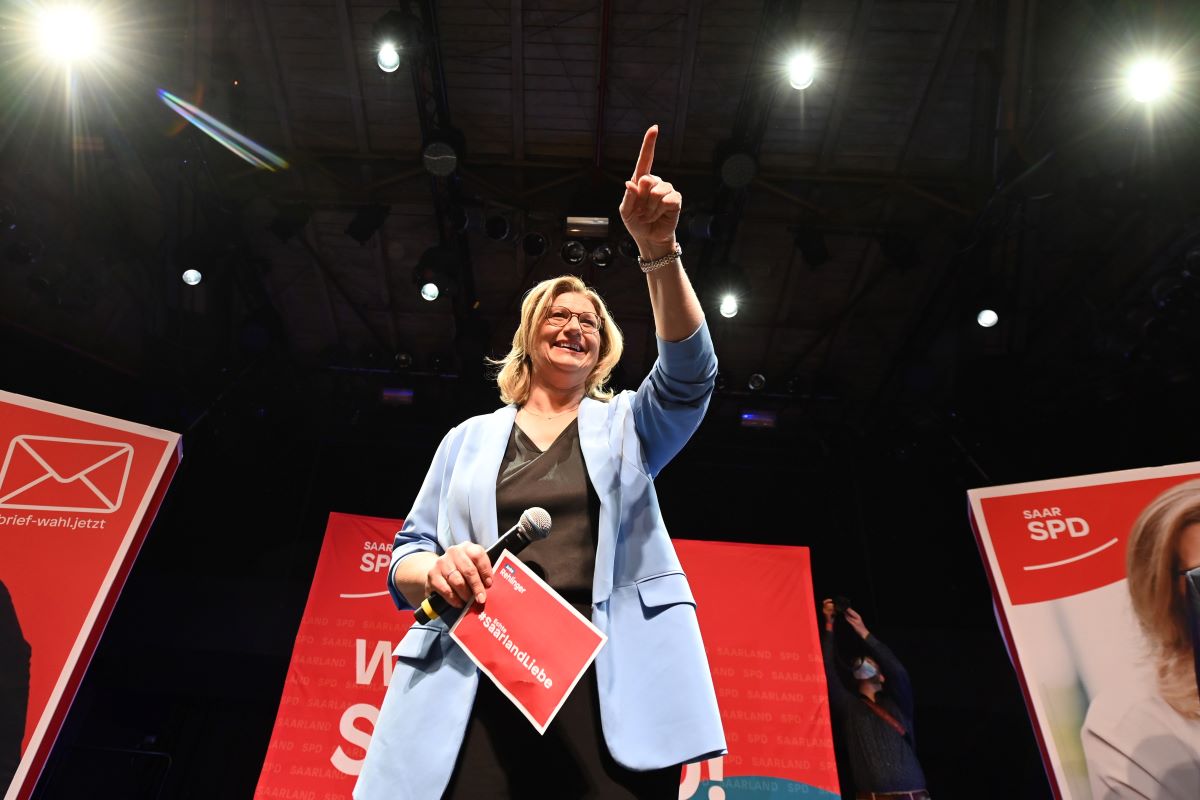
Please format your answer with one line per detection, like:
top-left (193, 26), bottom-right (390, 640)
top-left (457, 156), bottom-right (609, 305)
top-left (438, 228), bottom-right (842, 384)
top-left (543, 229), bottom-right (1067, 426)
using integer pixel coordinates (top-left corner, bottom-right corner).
top-left (748, 373), bottom-right (767, 391)
top-left (377, 43), bottom-right (401, 73)
top-left (1126, 57), bottom-right (1173, 104)
top-left (565, 216), bottom-right (609, 239)
top-left (522, 232), bottom-right (547, 257)
top-left (718, 152), bottom-right (756, 190)
top-left (373, 10), bottom-right (413, 73)
top-left (740, 410), bottom-right (777, 429)
top-left (977, 308), bottom-right (999, 328)
top-left (561, 240), bottom-right (587, 266)
top-left (787, 52), bottom-right (816, 90)
top-left (719, 294), bottom-right (739, 318)
top-left (414, 244), bottom-right (458, 302)
top-left (484, 213), bottom-right (512, 241)
top-left (591, 243), bottom-right (614, 269)
top-left (181, 269), bottom-right (202, 286)
top-left (38, 6), bottom-right (102, 63)
top-left (423, 140), bottom-right (459, 176)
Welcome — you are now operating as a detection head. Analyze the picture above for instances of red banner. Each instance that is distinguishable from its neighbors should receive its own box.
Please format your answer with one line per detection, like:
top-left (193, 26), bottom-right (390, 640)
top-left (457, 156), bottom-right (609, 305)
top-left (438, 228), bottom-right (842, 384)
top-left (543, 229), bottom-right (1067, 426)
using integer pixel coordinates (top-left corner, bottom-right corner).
top-left (0, 390), bottom-right (181, 800)
top-left (254, 512), bottom-right (402, 799)
top-left (256, 517), bottom-right (839, 799)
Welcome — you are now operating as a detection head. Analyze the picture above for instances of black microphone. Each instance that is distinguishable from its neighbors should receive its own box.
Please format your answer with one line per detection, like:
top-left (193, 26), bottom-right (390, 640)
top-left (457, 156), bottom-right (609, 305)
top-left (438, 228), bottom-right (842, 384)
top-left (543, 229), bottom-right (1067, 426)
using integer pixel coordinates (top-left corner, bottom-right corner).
top-left (413, 507), bottom-right (552, 625)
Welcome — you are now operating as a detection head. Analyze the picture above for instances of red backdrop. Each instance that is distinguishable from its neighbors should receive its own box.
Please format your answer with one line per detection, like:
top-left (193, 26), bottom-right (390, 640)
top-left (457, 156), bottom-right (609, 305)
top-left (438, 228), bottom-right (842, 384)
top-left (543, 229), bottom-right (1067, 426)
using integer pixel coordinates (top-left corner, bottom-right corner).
top-left (255, 514), bottom-right (840, 799)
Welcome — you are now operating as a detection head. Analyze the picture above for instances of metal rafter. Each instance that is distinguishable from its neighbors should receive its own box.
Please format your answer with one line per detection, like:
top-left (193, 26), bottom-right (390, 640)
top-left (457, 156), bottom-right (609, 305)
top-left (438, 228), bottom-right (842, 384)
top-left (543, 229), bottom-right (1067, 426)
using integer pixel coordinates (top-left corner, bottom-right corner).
top-left (817, 0), bottom-right (876, 171)
top-left (670, 0), bottom-right (703, 167)
top-left (897, 0), bottom-right (977, 173)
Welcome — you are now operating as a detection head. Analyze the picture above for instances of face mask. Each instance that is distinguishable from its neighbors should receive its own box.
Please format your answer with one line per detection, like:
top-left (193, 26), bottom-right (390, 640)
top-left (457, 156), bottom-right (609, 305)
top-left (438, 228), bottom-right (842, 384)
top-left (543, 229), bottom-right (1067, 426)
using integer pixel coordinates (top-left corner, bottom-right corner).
top-left (852, 659), bottom-right (878, 681)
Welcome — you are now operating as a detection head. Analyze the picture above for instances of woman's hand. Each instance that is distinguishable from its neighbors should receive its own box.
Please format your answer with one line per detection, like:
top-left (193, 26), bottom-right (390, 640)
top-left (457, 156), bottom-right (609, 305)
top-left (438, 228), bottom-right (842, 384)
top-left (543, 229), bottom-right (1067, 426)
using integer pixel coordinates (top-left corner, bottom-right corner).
top-left (844, 607), bottom-right (870, 639)
top-left (619, 125), bottom-right (681, 259)
top-left (425, 543), bottom-right (493, 608)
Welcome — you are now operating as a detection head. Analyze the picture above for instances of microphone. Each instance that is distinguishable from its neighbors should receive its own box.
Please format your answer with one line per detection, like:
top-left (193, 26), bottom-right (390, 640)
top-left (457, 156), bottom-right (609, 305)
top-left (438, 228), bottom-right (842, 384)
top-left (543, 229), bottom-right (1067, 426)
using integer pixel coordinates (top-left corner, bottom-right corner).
top-left (413, 506), bottom-right (552, 625)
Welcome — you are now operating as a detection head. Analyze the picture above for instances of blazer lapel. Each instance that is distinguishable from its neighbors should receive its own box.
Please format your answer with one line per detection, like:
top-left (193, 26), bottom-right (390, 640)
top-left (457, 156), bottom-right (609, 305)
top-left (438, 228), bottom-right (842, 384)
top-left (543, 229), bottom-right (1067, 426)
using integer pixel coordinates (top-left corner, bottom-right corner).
top-left (467, 405), bottom-right (517, 549)
top-left (579, 397), bottom-right (619, 604)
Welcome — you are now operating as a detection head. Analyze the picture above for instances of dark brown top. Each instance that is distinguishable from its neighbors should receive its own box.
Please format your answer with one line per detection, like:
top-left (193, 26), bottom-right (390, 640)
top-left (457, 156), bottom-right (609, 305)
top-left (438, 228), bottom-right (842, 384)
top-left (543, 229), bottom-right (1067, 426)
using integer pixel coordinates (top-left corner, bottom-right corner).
top-left (494, 418), bottom-right (600, 604)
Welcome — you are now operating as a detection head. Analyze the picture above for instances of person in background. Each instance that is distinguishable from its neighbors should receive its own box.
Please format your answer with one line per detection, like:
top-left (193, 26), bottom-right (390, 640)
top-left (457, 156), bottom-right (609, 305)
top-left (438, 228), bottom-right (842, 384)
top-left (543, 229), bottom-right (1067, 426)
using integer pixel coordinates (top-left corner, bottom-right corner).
top-left (354, 125), bottom-right (724, 800)
top-left (1082, 479), bottom-right (1200, 799)
top-left (821, 598), bottom-right (929, 800)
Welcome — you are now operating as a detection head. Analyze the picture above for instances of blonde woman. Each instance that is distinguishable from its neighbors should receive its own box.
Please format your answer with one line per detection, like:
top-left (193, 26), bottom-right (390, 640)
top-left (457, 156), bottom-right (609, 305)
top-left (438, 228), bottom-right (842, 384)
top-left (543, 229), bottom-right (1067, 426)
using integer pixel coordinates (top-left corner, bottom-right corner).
top-left (354, 126), bottom-right (724, 799)
top-left (1082, 479), bottom-right (1200, 798)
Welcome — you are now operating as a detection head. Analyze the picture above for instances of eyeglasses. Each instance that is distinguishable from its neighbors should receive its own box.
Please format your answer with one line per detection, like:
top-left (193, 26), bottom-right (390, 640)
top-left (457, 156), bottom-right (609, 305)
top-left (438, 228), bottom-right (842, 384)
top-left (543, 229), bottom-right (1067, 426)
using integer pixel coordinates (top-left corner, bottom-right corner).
top-left (545, 306), bottom-right (601, 333)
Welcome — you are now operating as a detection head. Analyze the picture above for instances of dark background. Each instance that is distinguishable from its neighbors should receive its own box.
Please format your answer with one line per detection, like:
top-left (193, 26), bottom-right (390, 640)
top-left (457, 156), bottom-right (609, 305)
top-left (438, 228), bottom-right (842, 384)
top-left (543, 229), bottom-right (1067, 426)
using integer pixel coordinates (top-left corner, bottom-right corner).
top-left (3, 0), bottom-right (1200, 797)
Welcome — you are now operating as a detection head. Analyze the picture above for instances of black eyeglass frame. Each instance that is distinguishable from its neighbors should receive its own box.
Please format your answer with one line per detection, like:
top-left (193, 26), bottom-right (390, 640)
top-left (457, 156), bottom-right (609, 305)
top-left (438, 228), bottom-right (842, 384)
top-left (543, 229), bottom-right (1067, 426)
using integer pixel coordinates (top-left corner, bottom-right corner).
top-left (544, 305), bottom-right (602, 332)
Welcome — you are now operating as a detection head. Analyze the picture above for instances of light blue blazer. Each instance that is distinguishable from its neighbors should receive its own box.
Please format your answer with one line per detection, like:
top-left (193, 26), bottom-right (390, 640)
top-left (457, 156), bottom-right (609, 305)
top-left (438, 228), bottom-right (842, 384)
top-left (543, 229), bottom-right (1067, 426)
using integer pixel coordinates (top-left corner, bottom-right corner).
top-left (354, 322), bottom-right (726, 800)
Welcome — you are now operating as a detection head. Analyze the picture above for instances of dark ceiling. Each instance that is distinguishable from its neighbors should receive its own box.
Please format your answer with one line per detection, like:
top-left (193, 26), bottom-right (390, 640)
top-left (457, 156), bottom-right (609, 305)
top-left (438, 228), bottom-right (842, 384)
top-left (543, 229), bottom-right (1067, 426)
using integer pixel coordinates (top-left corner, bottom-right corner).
top-left (3, 0), bottom-right (1200, 797)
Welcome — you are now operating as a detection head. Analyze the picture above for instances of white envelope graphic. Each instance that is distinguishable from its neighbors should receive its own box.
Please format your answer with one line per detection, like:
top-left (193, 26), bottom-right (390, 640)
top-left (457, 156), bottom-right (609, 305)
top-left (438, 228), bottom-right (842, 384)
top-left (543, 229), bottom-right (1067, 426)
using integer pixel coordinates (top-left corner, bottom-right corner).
top-left (0, 435), bottom-right (133, 513)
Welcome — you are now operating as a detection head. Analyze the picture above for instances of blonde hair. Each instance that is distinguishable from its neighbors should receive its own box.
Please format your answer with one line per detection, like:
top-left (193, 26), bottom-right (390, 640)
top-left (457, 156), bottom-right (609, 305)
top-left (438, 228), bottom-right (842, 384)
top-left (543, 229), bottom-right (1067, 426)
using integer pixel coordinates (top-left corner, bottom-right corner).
top-left (1127, 478), bottom-right (1200, 718)
top-left (491, 275), bottom-right (624, 406)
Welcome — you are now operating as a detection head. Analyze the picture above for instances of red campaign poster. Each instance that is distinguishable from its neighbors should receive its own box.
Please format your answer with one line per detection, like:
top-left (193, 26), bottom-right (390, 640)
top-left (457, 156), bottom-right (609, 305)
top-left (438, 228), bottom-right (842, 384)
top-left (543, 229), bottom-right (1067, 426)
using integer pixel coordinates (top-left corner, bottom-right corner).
top-left (0, 390), bottom-right (181, 800)
top-left (257, 518), bottom-right (838, 800)
top-left (450, 551), bottom-right (605, 734)
top-left (969, 462), bottom-right (1200, 800)
top-left (676, 539), bottom-right (840, 799)
top-left (254, 512), bottom-right (406, 800)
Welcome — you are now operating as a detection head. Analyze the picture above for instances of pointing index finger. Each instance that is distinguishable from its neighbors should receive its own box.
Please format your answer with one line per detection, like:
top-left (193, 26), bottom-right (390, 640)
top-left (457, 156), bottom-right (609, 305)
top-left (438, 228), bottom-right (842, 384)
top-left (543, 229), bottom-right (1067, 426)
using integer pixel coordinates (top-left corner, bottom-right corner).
top-left (631, 125), bottom-right (658, 181)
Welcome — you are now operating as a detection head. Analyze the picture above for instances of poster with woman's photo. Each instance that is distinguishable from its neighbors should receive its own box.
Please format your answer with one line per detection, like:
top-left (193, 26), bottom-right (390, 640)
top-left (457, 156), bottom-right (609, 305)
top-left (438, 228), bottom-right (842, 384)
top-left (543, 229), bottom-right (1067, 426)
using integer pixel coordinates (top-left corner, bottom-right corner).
top-left (968, 462), bottom-right (1200, 799)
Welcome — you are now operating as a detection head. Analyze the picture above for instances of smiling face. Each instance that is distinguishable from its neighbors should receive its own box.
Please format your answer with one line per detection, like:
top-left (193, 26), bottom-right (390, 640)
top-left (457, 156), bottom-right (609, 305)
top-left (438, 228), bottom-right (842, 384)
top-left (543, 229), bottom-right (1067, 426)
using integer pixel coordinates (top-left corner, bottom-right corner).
top-left (528, 291), bottom-right (602, 389)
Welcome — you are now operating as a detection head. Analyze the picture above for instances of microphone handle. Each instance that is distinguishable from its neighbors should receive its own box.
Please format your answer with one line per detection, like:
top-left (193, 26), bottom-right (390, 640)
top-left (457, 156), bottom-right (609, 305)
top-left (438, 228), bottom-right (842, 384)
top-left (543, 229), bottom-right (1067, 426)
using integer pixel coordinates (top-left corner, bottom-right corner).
top-left (412, 523), bottom-right (533, 625)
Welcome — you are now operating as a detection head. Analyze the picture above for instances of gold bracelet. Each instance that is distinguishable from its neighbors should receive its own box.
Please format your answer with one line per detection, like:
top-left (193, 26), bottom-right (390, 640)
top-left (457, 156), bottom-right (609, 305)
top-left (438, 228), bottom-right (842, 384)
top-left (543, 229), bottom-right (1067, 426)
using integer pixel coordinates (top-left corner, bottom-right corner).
top-left (637, 244), bottom-right (683, 274)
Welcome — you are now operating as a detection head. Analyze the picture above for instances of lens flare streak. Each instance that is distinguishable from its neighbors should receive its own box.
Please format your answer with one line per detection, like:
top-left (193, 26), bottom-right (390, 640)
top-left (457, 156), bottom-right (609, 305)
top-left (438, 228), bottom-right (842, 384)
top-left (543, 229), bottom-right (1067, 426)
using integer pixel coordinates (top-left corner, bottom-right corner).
top-left (157, 88), bottom-right (288, 171)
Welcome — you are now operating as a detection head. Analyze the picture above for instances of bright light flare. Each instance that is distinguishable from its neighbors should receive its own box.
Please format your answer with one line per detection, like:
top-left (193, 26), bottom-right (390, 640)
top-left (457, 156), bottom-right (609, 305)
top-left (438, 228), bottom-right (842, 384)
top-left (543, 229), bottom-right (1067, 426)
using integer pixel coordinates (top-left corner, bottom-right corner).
top-left (181, 269), bottom-right (202, 286)
top-left (420, 282), bottom-right (439, 302)
top-left (1126, 58), bottom-right (1173, 103)
top-left (377, 43), bottom-right (401, 73)
top-left (787, 52), bottom-right (816, 91)
top-left (157, 89), bottom-right (289, 171)
top-left (719, 294), bottom-right (739, 318)
top-left (38, 6), bottom-right (101, 63)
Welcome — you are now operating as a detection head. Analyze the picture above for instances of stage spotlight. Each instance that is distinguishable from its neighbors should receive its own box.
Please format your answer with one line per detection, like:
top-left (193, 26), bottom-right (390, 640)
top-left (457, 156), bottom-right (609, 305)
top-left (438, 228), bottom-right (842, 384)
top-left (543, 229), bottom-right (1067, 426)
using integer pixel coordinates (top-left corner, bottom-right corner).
top-left (38, 6), bottom-right (101, 63)
top-left (373, 10), bottom-right (413, 73)
top-left (484, 213), bottom-right (511, 242)
top-left (1126, 57), bottom-right (1173, 104)
top-left (591, 243), bottom-right (614, 268)
top-left (748, 373), bottom-right (767, 391)
top-left (345, 204), bottom-right (390, 244)
top-left (787, 52), bottom-right (816, 90)
top-left (522, 232), bottom-right (547, 257)
top-left (718, 152), bottom-right (756, 190)
top-left (414, 244), bottom-right (458, 301)
top-left (561, 240), bottom-right (587, 266)
top-left (977, 309), bottom-right (999, 328)
top-left (420, 131), bottom-right (460, 176)
top-left (377, 43), bottom-right (401, 73)
top-left (182, 269), bottom-right (202, 286)
top-left (719, 294), bottom-right (739, 318)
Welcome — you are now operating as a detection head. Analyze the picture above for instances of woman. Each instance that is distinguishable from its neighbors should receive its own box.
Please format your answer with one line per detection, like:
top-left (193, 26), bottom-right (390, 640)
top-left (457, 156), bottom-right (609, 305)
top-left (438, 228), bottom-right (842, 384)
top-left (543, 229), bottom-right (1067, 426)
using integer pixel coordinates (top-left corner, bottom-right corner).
top-left (1082, 479), bottom-right (1200, 798)
top-left (354, 125), bottom-right (725, 799)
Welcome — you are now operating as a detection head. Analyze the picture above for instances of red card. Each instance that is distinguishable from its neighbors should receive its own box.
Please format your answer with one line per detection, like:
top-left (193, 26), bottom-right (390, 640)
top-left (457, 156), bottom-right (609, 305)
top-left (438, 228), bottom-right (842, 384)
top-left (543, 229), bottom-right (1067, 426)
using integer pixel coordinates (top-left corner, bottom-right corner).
top-left (449, 551), bottom-right (606, 734)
